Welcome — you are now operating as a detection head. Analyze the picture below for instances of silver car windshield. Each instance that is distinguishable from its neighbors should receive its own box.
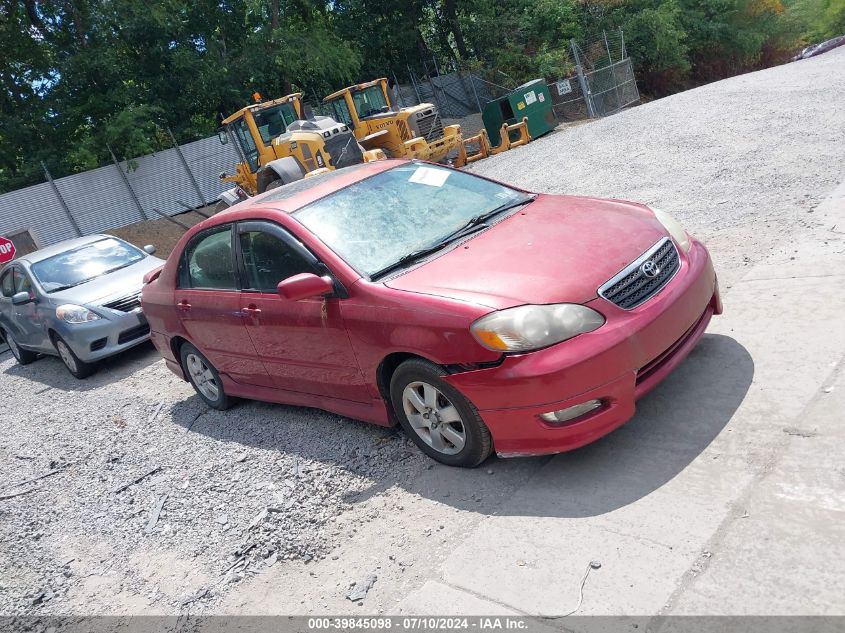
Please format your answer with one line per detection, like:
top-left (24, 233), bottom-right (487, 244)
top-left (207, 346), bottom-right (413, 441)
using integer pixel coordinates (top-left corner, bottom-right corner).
top-left (294, 164), bottom-right (531, 277)
top-left (31, 238), bottom-right (145, 293)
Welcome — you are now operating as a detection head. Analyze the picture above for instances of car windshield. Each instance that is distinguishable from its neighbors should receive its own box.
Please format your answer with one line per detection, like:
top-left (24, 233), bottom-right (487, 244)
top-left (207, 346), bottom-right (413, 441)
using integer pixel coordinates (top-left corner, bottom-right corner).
top-left (31, 238), bottom-right (145, 292)
top-left (294, 163), bottom-right (532, 277)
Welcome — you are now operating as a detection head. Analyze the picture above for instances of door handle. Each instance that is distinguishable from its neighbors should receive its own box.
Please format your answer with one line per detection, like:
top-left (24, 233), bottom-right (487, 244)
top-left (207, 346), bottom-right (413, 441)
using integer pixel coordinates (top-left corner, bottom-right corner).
top-left (177, 300), bottom-right (191, 311)
top-left (241, 305), bottom-right (261, 316)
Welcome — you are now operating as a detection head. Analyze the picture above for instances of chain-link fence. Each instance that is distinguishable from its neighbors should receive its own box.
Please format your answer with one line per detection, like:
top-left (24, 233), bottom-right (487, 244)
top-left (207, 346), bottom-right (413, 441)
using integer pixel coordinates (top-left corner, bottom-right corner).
top-left (394, 29), bottom-right (639, 126)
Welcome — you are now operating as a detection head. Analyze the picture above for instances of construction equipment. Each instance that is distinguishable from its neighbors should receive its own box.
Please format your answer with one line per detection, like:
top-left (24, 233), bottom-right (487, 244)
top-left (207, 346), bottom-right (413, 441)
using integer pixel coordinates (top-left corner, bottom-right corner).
top-left (454, 117), bottom-right (531, 168)
top-left (215, 93), bottom-right (382, 210)
top-left (322, 78), bottom-right (461, 162)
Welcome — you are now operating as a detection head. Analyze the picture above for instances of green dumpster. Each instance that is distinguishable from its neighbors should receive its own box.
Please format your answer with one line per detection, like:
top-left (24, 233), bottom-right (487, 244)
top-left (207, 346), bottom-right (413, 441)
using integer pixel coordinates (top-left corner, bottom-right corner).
top-left (482, 79), bottom-right (557, 147)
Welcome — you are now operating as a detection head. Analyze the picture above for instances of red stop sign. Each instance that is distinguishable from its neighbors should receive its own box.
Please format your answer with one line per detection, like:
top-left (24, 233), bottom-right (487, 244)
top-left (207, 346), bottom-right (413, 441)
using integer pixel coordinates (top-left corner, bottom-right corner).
top-left (0, 236), bottom-right (16, 264)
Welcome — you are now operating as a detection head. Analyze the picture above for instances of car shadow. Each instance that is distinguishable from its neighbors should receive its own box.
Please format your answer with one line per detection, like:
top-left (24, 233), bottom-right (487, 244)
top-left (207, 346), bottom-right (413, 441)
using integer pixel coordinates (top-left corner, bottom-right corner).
top-left (170, 333), bottom-right (753, 519)
top-left (1, 341), bottom-right (161, 392)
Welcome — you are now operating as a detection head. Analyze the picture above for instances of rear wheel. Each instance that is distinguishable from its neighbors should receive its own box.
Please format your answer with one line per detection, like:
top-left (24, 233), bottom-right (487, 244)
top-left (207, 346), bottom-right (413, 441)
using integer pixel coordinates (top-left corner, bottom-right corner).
top-left (180, 342), bottom-right (232, 410)
top-left (2, 328), bottom-right (37, 365)
top-left (389, 358), bottom-right (493, 467)
top-left (264, 179), bottom-right (283, 191)
top-left (53, 335), bottom-right (95, 378)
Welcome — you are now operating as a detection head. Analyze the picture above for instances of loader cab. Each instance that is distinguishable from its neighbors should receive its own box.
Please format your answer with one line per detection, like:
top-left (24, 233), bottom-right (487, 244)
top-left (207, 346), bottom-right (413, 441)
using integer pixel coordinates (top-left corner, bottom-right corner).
top-left (219, 95), bottom-right (305, 172)
top-left (324, 79), bottom-right (394, 131)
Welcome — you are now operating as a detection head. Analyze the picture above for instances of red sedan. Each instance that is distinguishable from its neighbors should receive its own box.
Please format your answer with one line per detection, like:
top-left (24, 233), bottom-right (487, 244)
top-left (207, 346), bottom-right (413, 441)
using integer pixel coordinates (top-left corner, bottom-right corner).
top-left (141, 160), bottom-right (721, 467)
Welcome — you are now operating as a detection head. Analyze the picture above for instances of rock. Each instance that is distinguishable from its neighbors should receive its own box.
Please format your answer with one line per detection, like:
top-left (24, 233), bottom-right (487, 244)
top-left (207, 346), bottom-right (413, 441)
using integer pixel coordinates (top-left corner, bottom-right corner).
top-left (346, 574), bottom-right (377, 602)
top-left (215, 515), bottom-right (229, 525)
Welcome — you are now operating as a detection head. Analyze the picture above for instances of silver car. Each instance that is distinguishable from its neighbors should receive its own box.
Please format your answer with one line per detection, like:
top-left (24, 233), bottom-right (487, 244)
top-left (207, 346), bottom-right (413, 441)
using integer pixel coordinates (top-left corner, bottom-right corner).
top-left (0, 235), bottom-right (164, 378)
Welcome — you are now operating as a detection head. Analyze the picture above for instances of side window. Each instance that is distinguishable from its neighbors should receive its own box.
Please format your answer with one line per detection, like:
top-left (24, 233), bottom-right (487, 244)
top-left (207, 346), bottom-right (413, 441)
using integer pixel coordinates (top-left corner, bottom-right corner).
top-left (330, 99), bottom-right (353, 127)
top-left (13, 269), bottom-right (32, 294)
top-left (182, 227), bottom-right (237, 290)
top-left (238, 230), bottom-right (317, 292)
top-left (0, 271), bottom-right (13, 297)
top-left (233, 119), bottom-right (260, 172)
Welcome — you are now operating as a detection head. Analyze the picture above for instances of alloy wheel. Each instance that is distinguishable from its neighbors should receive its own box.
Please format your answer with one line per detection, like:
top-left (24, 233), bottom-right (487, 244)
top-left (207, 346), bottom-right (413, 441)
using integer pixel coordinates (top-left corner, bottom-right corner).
top-left (402, 380), bottom-right (466, 455)
top-left (186, 353), bottom-right (220, 401)
top-left (56, 340), bottom-right (78, 374)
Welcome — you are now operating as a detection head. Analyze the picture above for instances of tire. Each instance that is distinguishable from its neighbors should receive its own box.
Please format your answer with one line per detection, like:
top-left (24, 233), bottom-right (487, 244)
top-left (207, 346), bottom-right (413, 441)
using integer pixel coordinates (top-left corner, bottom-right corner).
top-left (264, 179), bottom-right (283, 191)
top-left (2, 328), bottom-right (38, 365)
top-left (179, 342), bottom-right (232, 410)
top-left (53, 334), bottom-right (95, 378)
top-left (389, 358), bottom-right (493, 467)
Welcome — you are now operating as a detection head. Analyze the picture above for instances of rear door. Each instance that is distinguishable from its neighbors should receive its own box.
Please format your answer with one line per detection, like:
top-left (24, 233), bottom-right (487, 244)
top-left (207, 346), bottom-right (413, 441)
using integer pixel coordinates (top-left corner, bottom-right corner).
top-left (234, 221), bottom-right (369, 402)
top-left (174, 224), bottom-right (272, 388)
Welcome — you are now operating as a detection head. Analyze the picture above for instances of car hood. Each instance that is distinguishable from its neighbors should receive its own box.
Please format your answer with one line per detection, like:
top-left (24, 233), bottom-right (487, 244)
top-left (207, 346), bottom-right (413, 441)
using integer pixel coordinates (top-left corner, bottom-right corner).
top-left (46, 255), bottom-right (165, 306)
top-left (384, 194), bottom-right (669, 310)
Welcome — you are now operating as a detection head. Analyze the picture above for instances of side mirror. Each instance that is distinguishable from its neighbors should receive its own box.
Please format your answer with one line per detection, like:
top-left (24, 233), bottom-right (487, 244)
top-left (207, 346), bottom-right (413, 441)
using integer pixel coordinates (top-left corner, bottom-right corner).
top-left (12, 291), bottom-right (34, 306)
top-left (217, 129), bottom-right (229, 145)
top-left (277, 273), bottom-right (334, 301)
top-left (143, 244), bottom-right (156, 255)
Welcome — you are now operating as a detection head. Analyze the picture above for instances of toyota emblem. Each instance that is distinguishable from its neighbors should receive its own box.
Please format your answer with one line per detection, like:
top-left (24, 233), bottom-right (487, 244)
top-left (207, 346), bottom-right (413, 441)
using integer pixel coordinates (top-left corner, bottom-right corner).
top-left (640, 261), bottom-right (660, 278)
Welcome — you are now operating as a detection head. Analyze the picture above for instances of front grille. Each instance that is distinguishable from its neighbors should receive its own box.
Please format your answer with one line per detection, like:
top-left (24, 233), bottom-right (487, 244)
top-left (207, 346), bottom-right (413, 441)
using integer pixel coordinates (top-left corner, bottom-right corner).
top-left (117, 323), bottom-right (150, 345)
top-left (599, 238), bottom-right (680, 310)
top-left (324, 132), bottom-right (364, 169)
top-left (416, 111), bottom-right (444, 141)
top-left (102, 291), bottom-right (142, 312)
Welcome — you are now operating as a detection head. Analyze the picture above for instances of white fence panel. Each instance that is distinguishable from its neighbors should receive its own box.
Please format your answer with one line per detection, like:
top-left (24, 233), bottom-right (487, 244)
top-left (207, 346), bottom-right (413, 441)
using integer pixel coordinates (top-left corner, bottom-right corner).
top-left (0, 134), bottom-right (242, 249)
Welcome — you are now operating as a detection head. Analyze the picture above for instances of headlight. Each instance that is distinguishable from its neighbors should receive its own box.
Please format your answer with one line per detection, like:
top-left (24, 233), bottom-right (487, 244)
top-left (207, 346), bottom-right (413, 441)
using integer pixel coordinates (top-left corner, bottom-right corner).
top-left (56, 304), bottom-right (101, 324)
top-left (652, 208), bottom-right (690, 253)
top-left (471, 304), bottom-right (605, 353)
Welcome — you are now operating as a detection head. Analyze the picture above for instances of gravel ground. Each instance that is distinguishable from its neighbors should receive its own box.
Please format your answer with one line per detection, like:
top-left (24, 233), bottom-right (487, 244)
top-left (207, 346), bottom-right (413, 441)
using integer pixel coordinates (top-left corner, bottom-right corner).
top-left (0, 346), bottom-right (429, 613)
top-left (2, 48), bottom-right (844, 616)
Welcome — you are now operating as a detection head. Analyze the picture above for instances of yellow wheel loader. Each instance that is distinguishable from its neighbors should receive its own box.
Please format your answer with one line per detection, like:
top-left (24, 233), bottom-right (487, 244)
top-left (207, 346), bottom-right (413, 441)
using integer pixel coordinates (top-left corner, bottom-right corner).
top-left (215, 93), bottom-right (384, 211)
top-left (322, 78), bottom-right (461, 162)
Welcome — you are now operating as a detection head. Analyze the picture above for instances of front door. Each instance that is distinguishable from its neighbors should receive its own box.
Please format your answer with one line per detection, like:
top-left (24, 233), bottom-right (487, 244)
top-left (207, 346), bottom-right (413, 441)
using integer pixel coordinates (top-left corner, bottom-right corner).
top-left (235, 221), bottom-right (369, 402)
top-left (175, 224), bottom-right (271, 387)
top-left (12, 267), bottom-right (49, 350)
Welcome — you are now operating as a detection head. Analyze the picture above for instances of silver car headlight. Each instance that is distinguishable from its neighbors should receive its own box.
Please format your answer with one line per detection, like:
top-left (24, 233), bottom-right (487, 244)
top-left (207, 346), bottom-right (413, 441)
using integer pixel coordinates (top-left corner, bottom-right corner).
top-left (471, 304), bottom-right (605, 353)
top-left (56, 304), bottom-right (101, 324)
top-left (652, 208), bottom-right (690, 253)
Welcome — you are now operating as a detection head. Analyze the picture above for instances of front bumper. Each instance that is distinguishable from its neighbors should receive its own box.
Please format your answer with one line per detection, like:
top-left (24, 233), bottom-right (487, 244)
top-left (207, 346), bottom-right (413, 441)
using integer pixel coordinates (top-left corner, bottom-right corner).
top-left (444, 239), bottom-right (720, 456)
top-left (57, 311), bottom-right (151, 362)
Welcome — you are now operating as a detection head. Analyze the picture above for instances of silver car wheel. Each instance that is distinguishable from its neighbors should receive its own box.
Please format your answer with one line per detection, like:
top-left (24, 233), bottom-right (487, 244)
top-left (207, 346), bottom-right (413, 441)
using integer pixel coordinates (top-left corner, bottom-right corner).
top-left (402, 380), bottom-right (466, 455)
top-left (186, 353), bottom-right (220, 401)
top-left (56, 340), bottom-right (78, 373)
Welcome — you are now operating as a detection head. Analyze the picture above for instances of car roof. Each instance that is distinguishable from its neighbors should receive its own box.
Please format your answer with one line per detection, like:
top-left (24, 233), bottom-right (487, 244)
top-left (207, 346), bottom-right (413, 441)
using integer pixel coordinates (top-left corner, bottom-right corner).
top-left (14, 234), bottom-right (118, 266)
top-left (216, 159), bottom-right (408, 218)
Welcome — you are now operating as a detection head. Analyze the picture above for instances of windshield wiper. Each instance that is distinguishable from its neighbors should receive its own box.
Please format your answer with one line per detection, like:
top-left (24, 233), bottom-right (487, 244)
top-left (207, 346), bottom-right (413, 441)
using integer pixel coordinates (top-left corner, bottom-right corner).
top-left (369, 196), bottom-right (535, 281)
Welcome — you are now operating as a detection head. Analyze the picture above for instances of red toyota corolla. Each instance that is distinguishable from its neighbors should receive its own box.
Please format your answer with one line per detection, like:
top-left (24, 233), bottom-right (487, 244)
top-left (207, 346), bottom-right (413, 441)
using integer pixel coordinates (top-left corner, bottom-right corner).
top-left (141, 160), bottom-right (721, 467)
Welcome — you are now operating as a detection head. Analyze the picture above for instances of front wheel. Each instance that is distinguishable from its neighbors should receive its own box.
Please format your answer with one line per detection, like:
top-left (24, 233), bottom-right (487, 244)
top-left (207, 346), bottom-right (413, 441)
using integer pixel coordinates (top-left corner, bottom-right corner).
top-left (2, 328), bottom-right (38, 365)
top-left (390, 359), bottom-right (493, 467)
top-left (53, 335), bottom-right (95, 378)
top-left (180, 343), bottom-right (232, 410)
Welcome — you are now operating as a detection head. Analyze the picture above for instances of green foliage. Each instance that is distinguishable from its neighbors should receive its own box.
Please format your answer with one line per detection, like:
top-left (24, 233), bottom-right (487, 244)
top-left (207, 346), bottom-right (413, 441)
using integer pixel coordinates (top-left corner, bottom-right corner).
top-left (1, 0), bottom-right (841, 193)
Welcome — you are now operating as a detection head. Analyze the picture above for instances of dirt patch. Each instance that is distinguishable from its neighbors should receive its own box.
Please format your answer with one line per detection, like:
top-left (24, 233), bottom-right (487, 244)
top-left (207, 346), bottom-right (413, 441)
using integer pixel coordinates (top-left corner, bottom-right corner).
top-left (107, 203), bottom-right (219, 259)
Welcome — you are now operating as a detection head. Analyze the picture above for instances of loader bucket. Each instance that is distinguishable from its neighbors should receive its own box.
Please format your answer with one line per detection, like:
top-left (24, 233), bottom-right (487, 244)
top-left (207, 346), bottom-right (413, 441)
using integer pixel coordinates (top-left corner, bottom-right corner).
top-left (489, 117), bottom-right (530, 155)
top-left (455, 129), bottom-right (491, 168)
